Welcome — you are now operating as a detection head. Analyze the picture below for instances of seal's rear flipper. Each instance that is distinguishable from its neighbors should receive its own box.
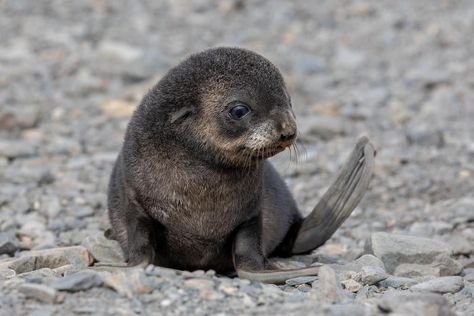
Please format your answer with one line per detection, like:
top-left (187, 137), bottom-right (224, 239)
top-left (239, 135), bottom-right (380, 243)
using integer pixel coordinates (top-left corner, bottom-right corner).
top-left (291, 136), bottom-right (375, 254)
top-left (236, 266), bottom-right (320, 284)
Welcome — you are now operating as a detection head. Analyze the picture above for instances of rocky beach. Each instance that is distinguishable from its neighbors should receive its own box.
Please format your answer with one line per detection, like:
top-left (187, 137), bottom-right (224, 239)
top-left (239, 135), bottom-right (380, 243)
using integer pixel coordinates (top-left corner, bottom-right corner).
top-left (0, 1), bottom-right (473, 315)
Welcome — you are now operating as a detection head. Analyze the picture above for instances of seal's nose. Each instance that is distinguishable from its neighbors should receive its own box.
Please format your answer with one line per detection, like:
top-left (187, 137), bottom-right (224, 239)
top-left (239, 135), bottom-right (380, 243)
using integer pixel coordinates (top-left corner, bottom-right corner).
top-left (279, 122), bottom-right (297, 141)
top-left (280, 129), bottom-right (296, 141)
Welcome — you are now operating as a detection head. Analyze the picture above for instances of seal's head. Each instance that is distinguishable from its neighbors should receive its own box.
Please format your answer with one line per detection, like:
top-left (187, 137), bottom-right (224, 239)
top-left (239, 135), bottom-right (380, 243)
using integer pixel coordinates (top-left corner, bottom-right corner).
top-left (142, 47), bottom-right (297, 168)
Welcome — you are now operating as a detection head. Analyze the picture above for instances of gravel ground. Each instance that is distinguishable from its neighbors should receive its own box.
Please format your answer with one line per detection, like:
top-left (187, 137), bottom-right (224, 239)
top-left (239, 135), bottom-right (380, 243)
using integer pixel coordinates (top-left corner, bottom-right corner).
top-left (1, 0), bottom-right (473, 315)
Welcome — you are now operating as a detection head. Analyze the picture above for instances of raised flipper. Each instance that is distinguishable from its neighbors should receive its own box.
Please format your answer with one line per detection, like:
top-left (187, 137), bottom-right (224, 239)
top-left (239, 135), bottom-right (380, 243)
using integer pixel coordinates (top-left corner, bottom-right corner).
top-left (291, 136), bottom-right (375, 254)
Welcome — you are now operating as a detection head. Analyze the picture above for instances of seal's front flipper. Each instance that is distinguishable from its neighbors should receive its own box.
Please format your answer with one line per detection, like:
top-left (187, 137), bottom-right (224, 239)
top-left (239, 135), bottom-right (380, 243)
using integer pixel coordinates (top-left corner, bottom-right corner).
top-left (233, 218), bottom-right (320, 284)
top-left (291, 136), bottom-right (375, 254)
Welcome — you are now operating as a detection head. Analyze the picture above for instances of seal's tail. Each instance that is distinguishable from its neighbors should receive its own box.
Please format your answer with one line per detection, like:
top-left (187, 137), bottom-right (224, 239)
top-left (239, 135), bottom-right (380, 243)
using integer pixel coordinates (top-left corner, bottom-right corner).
top-left (291, 136), bottom-right (376, 254)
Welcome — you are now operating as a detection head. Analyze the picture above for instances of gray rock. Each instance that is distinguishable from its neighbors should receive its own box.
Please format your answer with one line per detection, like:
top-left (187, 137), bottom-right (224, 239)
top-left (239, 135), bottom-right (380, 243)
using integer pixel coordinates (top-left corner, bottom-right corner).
top-left (316, 265), bottom-right (351, 303)
top-left (81, 234), bottom-right (125, 264)
top-left (358, 266), bottom-right (388, 285)
top-left (464, 271), bottom-right (474, 283)
top-left (285, 276), bottom-right (318, 286)
top-left (103, 269), bottom-right (154, 298)
top-left (442, 234), bottom-right (474, 256)
top-left (51, 270), bottom-right (103, 292)
top-left (183, 278), bottom-right (223, 300)
top-left (332, 254), bottom-right (385, 273)
top-left (7, 246), bottom-right (93, 274)
top-left (17, 268), bottom-right (59, 283)
top-left (365, 232), bottom-right (461, 276)
top-left (18, 283), bottom-right (57, 303)
top-left (296, 284), bottom-right (312, 292)
top-left (0, 107), bottom-right (39, 130)
top-left (394, 262), bottom-right (441, 278)
top-left (341, 279), bottom-right (362, 293)
top-left (379, 276), bottom-right (418, 289)
top-left (0, 269), bottom-right (16, 280)
top-left (0, 140), bottom-right (36, 159)
top-left (0, 233), bottom-right (18, 256)
top-left (411, 276), bottom-right (464, 294)
top-left (378, 292), bottom-right (455, 316)
top-left (406, 127), bottom-right (445, 148)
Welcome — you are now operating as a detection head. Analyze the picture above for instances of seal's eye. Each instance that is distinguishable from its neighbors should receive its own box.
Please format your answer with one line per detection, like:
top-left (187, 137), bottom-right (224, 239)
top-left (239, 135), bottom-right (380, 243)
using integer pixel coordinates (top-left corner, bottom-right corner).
top-left (229, 104), bottom-right (250, 120)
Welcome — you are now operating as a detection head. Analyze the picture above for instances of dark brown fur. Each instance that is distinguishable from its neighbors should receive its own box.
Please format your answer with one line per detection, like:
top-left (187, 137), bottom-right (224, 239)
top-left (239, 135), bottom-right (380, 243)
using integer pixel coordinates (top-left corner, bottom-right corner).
top-left (108, 47), bottom-right (374, 282)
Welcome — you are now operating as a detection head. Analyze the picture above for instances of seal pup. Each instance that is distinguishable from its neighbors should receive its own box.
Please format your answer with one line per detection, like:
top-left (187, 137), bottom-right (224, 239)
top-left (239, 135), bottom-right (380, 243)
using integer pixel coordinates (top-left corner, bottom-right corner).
top-left (107, 47), bottom-right (375, 283)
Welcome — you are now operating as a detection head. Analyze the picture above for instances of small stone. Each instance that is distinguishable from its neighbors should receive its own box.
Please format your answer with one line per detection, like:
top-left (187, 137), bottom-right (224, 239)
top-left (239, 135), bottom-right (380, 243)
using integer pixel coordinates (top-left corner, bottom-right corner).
top-left (333, 254), bottom-right (385, 273)
top-left (365, 232), bottom-right (460, 276)
top-left (317, 265), bottom-right (351, 303)
top-left (8, 246), bottom-right (93, 274)
top-left (296, 284), bottom-right (312, 292)
top-left (18, 283), bottom-right (57, 303)
top-left (394, 263), bottom-right (440, 278)
top-left (0, 140), bottom-right (36, 159)
top-left (358, 266), bottom-right (388, 285)
top-left (464, 271), bottom-right (474, 283)
top-left (76, 206), bottom-right (95, 219)
top-left (103, 269), bottom-right (154, 298)
top-left (378, 292), bottom-right (455, 316)
top-left (51, 270), bottom-right (103, 292)
top-left (17, 268), bottom-right (59, 283)
top-left (406, 127), bottom-right (445, 148)
top-left (285, 276), bottom-right (318, 286)
top-left (183, 278), bottom-right (222, 299)
top-left (218, 282), bottom-right (238, 295)
top-left (341, 279), bottom-right (362, 292)
top-left (411, 276), bottom-right (464, 294)
top-left (0, 107), bottom-right (39, 130)
top-left (0, 269), bottom-right (16, 280)
top-left (442, 234), bottom-right (473, 256)
top-left (378, 276), bottom-right (418, 289)
top-left (0, 233), bottom-right (18, 256)
top-left (82, 234), bottom-right (125, 264)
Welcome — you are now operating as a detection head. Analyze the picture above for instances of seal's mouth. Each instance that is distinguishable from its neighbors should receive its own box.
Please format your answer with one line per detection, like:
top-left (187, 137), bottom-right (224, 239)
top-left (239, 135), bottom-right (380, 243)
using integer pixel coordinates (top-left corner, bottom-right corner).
top-left (249, 144), bottom-right (290, 160)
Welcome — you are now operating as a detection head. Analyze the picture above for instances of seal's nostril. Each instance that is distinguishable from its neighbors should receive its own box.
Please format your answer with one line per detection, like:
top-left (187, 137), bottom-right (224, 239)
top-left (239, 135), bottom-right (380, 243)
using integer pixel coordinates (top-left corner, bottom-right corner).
top-left (280, 131), bottom-right (296, 141)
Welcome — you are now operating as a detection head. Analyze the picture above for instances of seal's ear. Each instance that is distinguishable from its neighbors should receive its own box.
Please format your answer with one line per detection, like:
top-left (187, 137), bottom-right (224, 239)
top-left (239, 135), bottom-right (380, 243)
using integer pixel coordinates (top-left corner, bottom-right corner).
top-left (170, 106), bottom-right (196, 124)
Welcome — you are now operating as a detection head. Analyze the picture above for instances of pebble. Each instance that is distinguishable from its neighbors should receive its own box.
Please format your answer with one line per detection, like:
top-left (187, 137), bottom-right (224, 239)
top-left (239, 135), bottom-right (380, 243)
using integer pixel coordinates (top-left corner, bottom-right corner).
top-left (18, 283), bottom-right (57, 303)
top-left (0, 140), bottom-right (37, 159)
top-left (411, 276), bottom-right (464, 294)
top-left (377, 292), bottom-right (455, 316)
top-left (7, 246), bottom-right (94, 274)
top-left (0, 233), bottom-right (18, 256)
top-left (378, 276), bottom-right (418, 289)
top-left (358, 266), bottom-right (388, 285)
top-left (0, 269), bottom-right (16, 280)
top-left (333, 254), bottom-right (385, 272)
top-left (365, 232), bottom-right (461, 276)
top-left (341, 279), bottom-right (362, 293)
top-left (316, 265), bottom-right (351, 303)
top-left (51, 271), bottom-right (103, 292)
top-left (81, 234), bottom-right (125, 264)
top-left (104, 269), bottom-right (154, 298)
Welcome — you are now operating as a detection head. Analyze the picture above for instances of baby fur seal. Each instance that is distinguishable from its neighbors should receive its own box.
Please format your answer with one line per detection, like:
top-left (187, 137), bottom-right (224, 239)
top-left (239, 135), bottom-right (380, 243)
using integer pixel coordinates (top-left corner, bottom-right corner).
top-left (107, 47), bottom-right (375, 284)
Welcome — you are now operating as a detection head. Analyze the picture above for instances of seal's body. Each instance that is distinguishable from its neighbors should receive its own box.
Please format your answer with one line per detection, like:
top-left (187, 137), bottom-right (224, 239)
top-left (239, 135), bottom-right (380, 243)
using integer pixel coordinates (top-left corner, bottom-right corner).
top-left (108, 48), bottom-right (375, 283)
